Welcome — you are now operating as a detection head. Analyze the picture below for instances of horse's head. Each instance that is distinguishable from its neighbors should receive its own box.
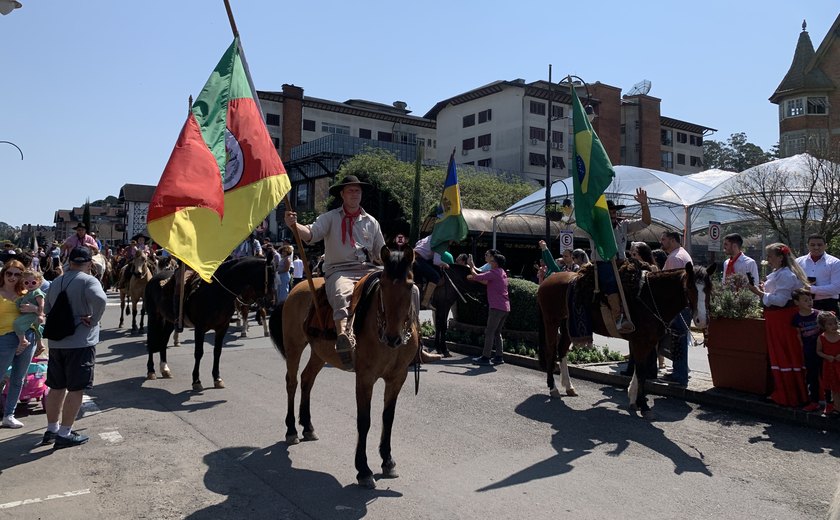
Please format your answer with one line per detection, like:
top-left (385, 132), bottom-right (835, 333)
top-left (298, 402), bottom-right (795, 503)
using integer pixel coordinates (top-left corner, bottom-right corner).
top-left (378, 245), bottom-right (416, 348)
top-left (132, 251), bottom-right (150, 276)
top-left (684, 262), bottom-right (716, 329)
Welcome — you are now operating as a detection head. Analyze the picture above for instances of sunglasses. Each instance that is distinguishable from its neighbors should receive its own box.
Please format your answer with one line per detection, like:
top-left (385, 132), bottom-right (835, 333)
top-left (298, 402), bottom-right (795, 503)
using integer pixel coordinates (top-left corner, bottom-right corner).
top-left (4, 271), bottom-right (22, 278)
top-left (23, 280), bottom-right (40, 286)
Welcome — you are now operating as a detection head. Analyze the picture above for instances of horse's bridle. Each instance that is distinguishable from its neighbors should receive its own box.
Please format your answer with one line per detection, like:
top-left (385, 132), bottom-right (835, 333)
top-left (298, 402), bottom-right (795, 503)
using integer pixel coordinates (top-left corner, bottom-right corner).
top-left (375, 282), bottom-right (415, 347)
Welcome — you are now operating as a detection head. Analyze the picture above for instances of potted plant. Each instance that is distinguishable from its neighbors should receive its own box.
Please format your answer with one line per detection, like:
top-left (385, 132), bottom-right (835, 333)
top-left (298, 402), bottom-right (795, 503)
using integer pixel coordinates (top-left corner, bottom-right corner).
top-left (706, 273), bottom-right (771, 394)
top-left (545, 203), bottom-right (564, 222)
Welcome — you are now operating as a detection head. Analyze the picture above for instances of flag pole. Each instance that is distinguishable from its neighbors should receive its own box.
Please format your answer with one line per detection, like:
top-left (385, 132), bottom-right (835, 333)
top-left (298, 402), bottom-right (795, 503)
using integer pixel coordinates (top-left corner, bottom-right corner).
top-left (175, 94), bottom-right (194, 334)
top-left (223, 0), bottom-right (239, 37)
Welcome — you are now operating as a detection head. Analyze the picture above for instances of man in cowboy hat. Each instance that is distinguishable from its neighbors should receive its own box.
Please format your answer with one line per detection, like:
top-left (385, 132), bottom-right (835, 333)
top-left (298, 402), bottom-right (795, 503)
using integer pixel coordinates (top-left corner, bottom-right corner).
top-left (284, 174), bottom-right (385, 369)
top-left (126, 232), bottom-right (150, 260)
top-left (61, 223), bottom-right (99, 258)
top-left (587, 188), bottom-right (651, 334)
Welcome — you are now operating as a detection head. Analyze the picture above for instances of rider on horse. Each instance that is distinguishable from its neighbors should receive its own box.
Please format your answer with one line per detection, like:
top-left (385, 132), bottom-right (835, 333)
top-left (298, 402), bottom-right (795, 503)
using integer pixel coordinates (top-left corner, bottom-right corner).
top-left (412, 235), bottom-right (449, 311)
top-left (590, 188), bottom-right (650, 334)
top-left (61, 223), bottom-right (99, 259)
top-left (284, 175), bottom-right (386, 369)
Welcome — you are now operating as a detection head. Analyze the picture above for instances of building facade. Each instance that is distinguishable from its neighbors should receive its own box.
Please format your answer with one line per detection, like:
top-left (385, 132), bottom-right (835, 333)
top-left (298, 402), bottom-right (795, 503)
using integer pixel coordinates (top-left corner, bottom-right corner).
top-left (771, 18), bottom-right (839, 157)
top-left (118, 184), bottom-right (155, 244)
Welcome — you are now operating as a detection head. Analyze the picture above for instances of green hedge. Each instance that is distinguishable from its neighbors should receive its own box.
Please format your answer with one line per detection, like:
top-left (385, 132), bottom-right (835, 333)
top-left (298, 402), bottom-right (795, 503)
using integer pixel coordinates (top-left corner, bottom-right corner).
top-left (454, 277), bottom-right (539, 332)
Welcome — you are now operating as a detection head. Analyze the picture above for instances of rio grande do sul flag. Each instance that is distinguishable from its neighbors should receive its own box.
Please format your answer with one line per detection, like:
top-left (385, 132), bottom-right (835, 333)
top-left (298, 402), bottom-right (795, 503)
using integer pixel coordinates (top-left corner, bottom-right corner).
top-left (147, 37), bottom-right (290, 282)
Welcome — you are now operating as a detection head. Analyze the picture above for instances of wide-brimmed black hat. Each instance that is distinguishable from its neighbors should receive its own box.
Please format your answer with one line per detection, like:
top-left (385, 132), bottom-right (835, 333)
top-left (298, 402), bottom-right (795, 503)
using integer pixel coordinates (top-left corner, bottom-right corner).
top-left (328, 175), bottom-right (370, 198)
top-left (132, 232), bottom-right (150, 242)
top-left (606, 200), bottom-right (626, 211)
top-left (72, 223), bottom-right (87, 230)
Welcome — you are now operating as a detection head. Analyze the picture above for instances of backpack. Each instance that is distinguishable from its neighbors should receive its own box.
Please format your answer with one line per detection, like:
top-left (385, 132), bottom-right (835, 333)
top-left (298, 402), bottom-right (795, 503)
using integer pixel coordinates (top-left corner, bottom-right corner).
top-left (42, 277), bottom-right (77, 341)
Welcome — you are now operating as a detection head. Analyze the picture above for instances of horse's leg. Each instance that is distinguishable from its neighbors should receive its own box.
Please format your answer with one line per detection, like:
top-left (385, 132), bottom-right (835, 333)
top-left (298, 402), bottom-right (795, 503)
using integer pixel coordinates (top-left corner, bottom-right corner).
top-left (211, 324), bottom-right (228, 388)
top-left (558, 318), bottom-right (577, 396)
top-left (261, 308), bottom-right (269, 337)
top-left (283, 339), bottom-right (304, 444)
top-left (433, 306), bottom-right (450, 357)
top-left (379, 372), bottom-right (408, 481)
top-left (119, 292), bottom-right (125, 328)
top-left (192, 329), bottom-right (205, 391)
top-left (628, 340), bottom-right (653, 417)
top-left (159, 332), bottom-right (172, 378)
top-left (139, 297), bottom-right (145, 334)
top-left (355, 376), bottom-right (376, 489)
top-left (146, 349), bottom-right (156, 380)
top-left (131, 298), bottom-right (139, 333)
top-left (240, 305), bottom-right (248, 338)
top-left (298, 354), bottom-right (325, 442)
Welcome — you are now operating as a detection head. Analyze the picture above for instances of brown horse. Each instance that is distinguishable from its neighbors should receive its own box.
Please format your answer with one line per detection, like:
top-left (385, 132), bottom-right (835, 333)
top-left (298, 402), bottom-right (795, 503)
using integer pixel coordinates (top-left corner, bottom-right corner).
top-left (122, 250), bottom-right (155, 333)
top-left (428, 263), bottom-right (486, 357)
top-left (537, 260), bottom-right (715, 416)
top-left (269, 246), bottom-right (418, 489)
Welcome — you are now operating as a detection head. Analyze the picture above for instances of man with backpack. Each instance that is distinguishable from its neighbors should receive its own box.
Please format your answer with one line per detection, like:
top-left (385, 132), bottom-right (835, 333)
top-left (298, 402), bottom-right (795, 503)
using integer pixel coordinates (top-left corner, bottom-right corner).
top-left (41, 246), bottom-right (107, 449)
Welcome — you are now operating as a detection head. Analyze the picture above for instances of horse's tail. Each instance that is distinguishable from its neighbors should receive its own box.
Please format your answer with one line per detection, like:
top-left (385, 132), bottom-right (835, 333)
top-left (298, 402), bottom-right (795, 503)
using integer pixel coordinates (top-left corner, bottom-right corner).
top-left (537, 303), bottom-right (549, 371)
top-left (268, 304), bottom-right (287, 359)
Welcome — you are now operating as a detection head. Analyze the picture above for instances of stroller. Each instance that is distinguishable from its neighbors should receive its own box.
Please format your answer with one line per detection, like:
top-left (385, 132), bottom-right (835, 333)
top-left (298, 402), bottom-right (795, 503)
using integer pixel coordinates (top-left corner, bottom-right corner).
top-left (1, 357), bottom-right (49, 411)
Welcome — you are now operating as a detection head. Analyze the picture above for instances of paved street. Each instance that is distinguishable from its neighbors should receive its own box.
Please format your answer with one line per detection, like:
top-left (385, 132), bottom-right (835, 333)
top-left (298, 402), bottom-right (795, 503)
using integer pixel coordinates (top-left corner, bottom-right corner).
top-left (0, 294), bottom-right (838, 519)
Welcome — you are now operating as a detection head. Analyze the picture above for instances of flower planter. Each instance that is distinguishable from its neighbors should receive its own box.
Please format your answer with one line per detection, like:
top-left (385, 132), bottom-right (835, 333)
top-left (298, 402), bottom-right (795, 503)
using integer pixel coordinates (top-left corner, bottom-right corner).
top-left (706, 317), bottom-right (772, 395)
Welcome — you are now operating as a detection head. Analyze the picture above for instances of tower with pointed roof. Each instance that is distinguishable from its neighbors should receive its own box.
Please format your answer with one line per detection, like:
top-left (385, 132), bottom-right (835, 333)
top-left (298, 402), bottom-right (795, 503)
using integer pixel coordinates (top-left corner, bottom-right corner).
top-left (770, 18), bottom-right (839, 157)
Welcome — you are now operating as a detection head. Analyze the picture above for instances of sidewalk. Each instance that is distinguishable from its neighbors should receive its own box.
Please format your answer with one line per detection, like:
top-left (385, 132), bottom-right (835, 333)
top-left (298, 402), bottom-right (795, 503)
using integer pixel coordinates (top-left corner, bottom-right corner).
top-left (424, 325), bottom-right (840, 433)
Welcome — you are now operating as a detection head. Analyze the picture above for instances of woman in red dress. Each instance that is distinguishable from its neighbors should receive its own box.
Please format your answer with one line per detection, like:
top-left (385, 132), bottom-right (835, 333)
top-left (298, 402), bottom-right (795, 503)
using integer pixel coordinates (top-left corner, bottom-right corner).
top-left (817, 311), bottom-right (840, 415)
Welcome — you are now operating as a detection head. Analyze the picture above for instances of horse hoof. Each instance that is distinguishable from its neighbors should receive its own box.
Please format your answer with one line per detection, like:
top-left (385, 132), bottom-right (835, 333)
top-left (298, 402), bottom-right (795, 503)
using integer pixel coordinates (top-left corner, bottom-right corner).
top-left (641, 409), bottom-right (655, 420)
top-left (381, 461), bottom-right (398, 479)
top-left (214, 379), bottom-right (225, 389)
top-left (285, 434), bottom-right (300, 445)
top-left (566, 388), bottom-right (578, 397)
top-left (240, 332), bottom-right (247, 338)
top-left (441, 351), bottom-right (452, 358)
top-left (302, 431), bottom-right (319, 442)
top-left (161, 368), bottom-right (172, 379)
top-left (549, 387), bottom-right (562, 399)
top-left (358, 476), bottom-right (376, 489)
top-left (192, 382), bottom-right (204, 392)
top-left (146, 372), bottom-right (157, 380)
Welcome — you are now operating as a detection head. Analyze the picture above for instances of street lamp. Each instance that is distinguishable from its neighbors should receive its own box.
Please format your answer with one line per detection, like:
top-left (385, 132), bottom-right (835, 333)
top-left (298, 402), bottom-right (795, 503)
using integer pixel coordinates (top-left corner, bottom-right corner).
top-left (544, 67), bottom-right (593, 242)
top-left (0, 141), bottom-right (23, 160)
top-left (0, 1), bottom-right (22, 15)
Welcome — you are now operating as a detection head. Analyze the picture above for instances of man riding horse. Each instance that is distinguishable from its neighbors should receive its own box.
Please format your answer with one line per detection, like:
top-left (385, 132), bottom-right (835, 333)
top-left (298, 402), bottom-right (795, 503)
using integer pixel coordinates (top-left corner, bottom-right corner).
top-left (283, 175), bottom-right (386, 370)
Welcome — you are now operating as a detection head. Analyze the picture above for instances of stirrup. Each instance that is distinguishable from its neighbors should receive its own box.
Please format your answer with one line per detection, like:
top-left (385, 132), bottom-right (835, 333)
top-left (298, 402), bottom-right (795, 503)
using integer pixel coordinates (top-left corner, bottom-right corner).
top-left (616, 317), bottom-right (636, 334)
top-left (335, 332), bottom-right (355, 371)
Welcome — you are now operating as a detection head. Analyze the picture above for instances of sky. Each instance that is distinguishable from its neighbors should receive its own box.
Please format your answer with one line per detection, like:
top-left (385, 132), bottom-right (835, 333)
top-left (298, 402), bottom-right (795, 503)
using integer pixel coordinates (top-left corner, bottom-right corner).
top-left (1, 1), bottom-right (838, 227)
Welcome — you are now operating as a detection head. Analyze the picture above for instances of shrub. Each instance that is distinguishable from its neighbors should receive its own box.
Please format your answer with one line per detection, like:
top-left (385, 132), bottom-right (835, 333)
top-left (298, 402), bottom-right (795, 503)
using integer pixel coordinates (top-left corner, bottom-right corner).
top-left (454, 277), bottom-right (540, 332)
top-left (710, 274), bottom-right (763, 319)
top-left (567, 345), bottom-right (624, 364)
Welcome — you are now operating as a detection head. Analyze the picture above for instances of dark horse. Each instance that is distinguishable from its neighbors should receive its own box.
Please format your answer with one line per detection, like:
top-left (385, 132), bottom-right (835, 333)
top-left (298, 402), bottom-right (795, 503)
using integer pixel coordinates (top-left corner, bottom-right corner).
top-left (269, 246), bottom-right (418, 489)
top-left (537, 260), bottom-right (715, 415)
top-left (144, 256), bottom-right (275, 390)
top-left (428, 263), bottom-right (486, 357)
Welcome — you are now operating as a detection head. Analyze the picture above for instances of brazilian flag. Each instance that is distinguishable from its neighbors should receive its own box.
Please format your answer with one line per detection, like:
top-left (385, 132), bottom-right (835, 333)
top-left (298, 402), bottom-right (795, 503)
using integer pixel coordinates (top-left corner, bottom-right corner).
top-left (430, 152), bottom-right (468, 254)
top-left (571, 85), bottom-right (616, 260)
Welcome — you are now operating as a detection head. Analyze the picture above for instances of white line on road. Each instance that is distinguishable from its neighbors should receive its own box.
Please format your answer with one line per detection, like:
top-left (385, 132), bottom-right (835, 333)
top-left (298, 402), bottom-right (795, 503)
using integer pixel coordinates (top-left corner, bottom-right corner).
top-left (0, 489), bottom-right (91, 509)
top-left (99, 430), bottom-right (123, 443)
top-left (80, 395), bottom-right (100, 418)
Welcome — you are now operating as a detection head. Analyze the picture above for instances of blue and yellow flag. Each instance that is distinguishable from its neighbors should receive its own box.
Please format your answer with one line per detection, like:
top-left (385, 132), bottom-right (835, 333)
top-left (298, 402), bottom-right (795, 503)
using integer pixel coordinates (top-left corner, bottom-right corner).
top-left (571, 85), bottom-right (616, 260)
top-left (430, 151), bottom-right (468, 254)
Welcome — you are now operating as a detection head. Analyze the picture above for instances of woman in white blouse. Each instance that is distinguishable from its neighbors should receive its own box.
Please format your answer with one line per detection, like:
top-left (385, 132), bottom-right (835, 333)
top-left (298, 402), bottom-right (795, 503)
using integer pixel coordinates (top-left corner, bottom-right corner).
top-left (748, 242), bottom-right (810, 407)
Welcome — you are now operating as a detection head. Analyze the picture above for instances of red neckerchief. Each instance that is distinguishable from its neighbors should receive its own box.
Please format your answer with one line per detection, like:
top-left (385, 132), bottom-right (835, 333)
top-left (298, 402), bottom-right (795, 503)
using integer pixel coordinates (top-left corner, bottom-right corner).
top-left (341, 206), bottom-right (362, 246)
top-left (725, 252), bottom-right (741, 277)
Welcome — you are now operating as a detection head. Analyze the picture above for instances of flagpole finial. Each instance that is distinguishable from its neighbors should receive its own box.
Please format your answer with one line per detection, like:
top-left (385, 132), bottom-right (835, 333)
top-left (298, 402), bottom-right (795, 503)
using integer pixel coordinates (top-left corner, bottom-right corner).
top-left (188, 95), bottom-right (193, 112)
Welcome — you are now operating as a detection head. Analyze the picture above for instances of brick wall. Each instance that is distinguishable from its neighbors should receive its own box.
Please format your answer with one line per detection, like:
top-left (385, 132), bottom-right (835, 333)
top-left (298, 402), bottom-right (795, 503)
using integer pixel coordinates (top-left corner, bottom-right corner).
top-left (590, 82), bottom-right (622, 165)
top-left (281, 84), bottom-right (303, 161)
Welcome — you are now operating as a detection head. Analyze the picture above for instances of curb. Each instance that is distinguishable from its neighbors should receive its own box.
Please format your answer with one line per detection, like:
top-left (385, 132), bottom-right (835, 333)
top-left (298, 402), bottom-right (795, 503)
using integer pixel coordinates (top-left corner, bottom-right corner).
top-left (423, 338), bottom-right (840, 432)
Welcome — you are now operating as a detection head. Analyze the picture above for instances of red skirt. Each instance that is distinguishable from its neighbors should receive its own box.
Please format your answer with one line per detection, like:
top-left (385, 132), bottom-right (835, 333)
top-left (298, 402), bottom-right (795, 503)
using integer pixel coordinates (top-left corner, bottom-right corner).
top-left (764, 306), bottom-right (808, 406)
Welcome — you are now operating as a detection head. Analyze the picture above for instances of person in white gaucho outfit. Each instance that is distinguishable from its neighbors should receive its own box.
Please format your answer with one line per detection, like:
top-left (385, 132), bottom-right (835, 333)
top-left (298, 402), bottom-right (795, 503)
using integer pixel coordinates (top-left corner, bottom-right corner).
top-left (284, 175), bottom-right (385, 370)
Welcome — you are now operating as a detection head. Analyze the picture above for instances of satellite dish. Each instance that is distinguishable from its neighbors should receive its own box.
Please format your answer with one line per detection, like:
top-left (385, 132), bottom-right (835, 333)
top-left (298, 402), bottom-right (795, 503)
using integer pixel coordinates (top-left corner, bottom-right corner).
top-left (627, 79), bottom-right (652, 96)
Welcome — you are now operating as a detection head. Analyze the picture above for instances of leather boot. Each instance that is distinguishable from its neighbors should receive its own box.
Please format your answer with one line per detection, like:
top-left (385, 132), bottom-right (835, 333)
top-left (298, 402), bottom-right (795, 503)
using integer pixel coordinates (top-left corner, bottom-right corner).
top-left (335, 319), bottom-right (355, 371)
top-left (421, 282), bottom-right (437, 311)
top-left (607, 293), bottom-right (635, 334)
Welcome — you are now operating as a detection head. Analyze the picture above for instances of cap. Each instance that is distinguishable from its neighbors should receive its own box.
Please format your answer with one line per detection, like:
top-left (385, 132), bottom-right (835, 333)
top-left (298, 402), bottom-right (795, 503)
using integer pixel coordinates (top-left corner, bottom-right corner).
top-left (69, 246), bottom-right (92, 263)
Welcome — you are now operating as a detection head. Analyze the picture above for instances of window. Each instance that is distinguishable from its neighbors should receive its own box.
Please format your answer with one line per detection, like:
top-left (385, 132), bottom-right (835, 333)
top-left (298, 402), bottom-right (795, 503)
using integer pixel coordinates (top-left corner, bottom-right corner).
top-left (529, 153), bottom-right (547, 166)
top-left (477, 158), bottom-right (492, 167)
top-left (551, 156), bottom-right (565, 169)
top-left (359, 128), bottom-right (371, 139)
top-left (808, 97), bottom-right (827, 114)
top-left (551, 105), bottom-right (564, 119)
top-left (634, 121), bottom-right (641, 129)
top-left (677, 153), bottom-right (686, 165)
top-left (530, 100), bottom-right (546, 115)
top-left (416, 137), bottom-right (425, 147)
top-left (377, 131), bottom-right (392, 142)
top-left (620, 146), bottom-right (626, 159)
top-left (661, 151), bottom-right (673, 169)
top-left (266, 113), bottom-right (280, 126)
top-left (295, 182), bottom-right (310, 209)
top-left (661, 129), bottom-right (673, 146)
top-left (463, 114), bottom-right (475, 128)
top-left (321, 122), bottom-right (350, 135)
top-left (787, 137), bottom-right (806, 155)
top-left (462, 137), bottom-right (475, 151)
top-left (529, 127), bottom-right (546, 141)
top-left (551, 131), bottom-right (564, 144)
top-left (786, 98), bottom-right (804, 117)
top-left (676, 132), bottom-right (687, 144)
top-left (620, 124), bottom-right (626, 134)
top-left (302, 119), bottom-right (316, 131)
top-left (478, 109), bottom-right (492, 123)
top-left (690, 135), bottom-right (703, 146)
top-left (271, 137), bottom-right (280, 149)
top-left (478, 134), bottom-right (491, 147)
top-left (690, 156), bottom-right (703, 167)
top-left (464, 161), bottom-right (474, 166)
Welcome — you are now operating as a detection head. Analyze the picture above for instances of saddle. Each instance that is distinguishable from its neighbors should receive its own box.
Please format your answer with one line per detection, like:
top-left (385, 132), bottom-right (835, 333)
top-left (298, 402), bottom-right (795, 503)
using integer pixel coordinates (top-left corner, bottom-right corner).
top-left (158, 269), bottom-right (201, 327)
top-left (569, 260), bottom-right (647, 339)
top-left (303, 272), bottom-right (381, 340)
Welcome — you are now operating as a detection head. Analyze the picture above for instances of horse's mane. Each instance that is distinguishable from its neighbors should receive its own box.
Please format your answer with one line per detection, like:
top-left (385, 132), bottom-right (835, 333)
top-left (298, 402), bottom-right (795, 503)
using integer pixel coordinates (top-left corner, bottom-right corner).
top-left (353, 250), bottom-right (411, 336)
top-left (382, 250), bottom-right (411, 281)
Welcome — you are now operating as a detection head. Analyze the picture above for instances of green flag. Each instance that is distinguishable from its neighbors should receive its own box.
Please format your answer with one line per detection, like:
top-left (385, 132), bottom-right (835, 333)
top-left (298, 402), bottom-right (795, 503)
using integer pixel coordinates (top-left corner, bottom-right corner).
top-left (430, 151), bottom-right (468, 254)
top-left (571, 85), bottom-right (616, 260)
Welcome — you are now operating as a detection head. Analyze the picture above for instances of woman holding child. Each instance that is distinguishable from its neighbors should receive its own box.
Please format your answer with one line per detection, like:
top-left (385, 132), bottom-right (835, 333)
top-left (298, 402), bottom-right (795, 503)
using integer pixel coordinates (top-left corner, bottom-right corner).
top-left (748, 243), bottom-right (810, 407)
top-left (0, 260), bottom-right (40, 428)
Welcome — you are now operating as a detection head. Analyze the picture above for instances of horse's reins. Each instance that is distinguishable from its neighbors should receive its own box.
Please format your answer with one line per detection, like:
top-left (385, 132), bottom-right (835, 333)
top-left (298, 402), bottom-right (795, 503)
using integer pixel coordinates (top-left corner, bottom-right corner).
top-left (638, 270), bottom-right (703, 346)
top-left (210, 273), bottom-right (249, 308)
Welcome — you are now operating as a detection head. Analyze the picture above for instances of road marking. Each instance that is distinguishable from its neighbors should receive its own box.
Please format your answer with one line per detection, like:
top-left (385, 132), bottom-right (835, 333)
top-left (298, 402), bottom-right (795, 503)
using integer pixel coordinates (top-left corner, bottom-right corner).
top-left (99, 431), bottom-right (123, 443)
top-left (80, 395), bottom-right (100, 418)
top-left (0, 489), bottom-right (91, 509)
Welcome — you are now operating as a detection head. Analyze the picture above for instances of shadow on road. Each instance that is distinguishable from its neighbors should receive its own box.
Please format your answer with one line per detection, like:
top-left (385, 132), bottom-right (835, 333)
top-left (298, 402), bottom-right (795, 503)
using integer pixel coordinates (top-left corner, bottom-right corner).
top-left (477, 389), bottom-right (712, 492)
top-left (0, 433), bottom-right (54, 475)
top-left (184, 443), bottom-right (402, 519)
top-left (87, 376), bottom-right (226, 414)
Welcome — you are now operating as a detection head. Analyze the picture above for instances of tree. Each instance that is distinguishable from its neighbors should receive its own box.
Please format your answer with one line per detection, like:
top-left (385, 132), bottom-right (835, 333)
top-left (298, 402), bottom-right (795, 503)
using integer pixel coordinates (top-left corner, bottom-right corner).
top-left (703, 132), bottom-right (776, 172)
top-left (722, 152), bottom-right (840, 254)
top-left (83, 198), bottom-right (91, 231)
